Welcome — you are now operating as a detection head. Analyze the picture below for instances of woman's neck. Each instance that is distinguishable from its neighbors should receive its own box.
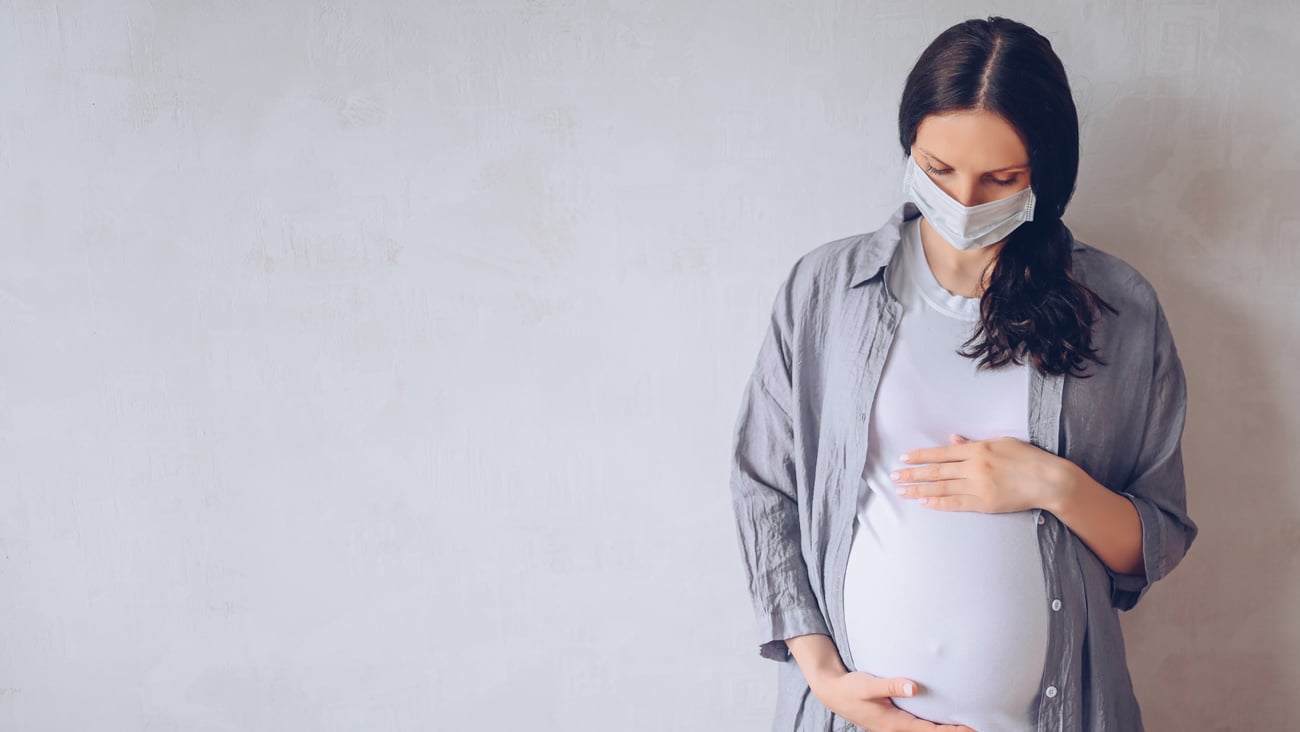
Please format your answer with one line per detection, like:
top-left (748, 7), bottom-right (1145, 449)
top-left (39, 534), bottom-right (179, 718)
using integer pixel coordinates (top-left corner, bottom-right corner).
top-left (917, 215), bottom-right (1006, 298)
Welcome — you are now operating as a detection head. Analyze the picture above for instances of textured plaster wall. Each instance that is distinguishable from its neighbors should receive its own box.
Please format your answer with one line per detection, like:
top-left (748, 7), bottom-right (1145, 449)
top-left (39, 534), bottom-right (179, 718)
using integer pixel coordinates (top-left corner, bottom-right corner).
top-left (1, 1), bottom-right (1296, 730)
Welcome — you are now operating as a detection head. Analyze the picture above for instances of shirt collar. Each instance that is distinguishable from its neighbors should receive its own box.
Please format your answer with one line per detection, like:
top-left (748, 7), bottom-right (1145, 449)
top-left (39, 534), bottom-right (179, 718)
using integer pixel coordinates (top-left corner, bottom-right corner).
top-left (848, 200), bottom-right (1084, 289)
top-left (848, 201), bottom-right (919, 288)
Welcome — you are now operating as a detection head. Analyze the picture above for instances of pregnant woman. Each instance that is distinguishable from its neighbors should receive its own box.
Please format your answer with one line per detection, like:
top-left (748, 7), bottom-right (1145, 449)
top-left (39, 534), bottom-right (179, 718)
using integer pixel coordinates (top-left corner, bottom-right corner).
top-left (729, 16), bottom-right (1197, 732)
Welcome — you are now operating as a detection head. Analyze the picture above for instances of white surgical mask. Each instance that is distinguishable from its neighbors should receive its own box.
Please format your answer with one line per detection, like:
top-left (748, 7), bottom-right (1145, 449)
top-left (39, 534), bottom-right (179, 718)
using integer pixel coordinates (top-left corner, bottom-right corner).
top-left (902, 153), bottom-right (1036, 250)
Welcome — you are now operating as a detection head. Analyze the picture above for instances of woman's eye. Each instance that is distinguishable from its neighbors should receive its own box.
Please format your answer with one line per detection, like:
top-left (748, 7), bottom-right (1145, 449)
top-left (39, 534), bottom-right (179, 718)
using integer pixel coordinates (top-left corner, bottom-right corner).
top-left (924, 163), bottom-right (1019, 187)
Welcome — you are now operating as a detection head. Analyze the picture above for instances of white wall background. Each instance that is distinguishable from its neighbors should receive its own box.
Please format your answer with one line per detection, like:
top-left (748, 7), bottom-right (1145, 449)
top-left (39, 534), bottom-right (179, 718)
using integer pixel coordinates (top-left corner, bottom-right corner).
top-left (1, 1), bottom-right (1296, 730)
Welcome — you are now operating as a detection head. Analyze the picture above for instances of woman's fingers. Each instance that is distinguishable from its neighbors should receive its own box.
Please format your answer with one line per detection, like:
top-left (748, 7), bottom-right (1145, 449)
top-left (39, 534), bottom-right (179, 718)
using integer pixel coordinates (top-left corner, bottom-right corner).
top-left (847, 672), bottom-right (916, 700)
top-left (878, 701), bottom-right (979, 732)
top-left (838, 672), bottom-right (979, 731)
top-left (901, 714), bottom-right (979, 732)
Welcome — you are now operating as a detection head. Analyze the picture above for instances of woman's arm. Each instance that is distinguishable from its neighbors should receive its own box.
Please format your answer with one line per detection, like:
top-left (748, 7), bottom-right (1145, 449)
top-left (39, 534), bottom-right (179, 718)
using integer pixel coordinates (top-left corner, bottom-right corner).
top-left (786, 633), bottom-right (849, 687)
top-left (730, 262), bottom-right (831, 662)
top-left (1047, 296), bottom-right (1198, 610)
top-left (1044, 463), bottom-right (1144, 577)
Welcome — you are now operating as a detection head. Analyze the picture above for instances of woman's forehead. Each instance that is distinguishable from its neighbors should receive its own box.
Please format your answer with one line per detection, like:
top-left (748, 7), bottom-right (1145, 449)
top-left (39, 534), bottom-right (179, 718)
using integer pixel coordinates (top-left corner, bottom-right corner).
top-left (914, 111), bottom-right (1030, 169)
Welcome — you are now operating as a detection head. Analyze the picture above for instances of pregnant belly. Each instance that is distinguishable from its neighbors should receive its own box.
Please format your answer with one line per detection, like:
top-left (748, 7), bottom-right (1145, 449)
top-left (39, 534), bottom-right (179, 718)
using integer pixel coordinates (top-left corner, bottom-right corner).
top-left (842, 505), bottom-right (1050, 732)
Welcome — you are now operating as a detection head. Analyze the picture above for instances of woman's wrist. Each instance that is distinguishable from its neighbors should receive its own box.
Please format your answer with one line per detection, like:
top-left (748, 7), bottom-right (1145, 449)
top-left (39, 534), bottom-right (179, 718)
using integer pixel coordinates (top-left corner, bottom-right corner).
top-left (1038, 454), bottom-right (1079, 515)
top-left (785, 633), bottom-right (848, 688)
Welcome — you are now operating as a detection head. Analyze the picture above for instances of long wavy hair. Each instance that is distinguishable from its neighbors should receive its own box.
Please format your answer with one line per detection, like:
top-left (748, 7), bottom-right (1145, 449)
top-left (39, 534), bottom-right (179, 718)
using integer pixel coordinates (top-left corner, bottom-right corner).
top-left (899, 16), bottom-right (1117, 377)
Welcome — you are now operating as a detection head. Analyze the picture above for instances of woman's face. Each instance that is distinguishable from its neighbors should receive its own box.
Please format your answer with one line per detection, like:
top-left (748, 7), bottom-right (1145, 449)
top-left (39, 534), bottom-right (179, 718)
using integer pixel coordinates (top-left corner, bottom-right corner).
top-left (910, 109), bottom-right (1033, 207)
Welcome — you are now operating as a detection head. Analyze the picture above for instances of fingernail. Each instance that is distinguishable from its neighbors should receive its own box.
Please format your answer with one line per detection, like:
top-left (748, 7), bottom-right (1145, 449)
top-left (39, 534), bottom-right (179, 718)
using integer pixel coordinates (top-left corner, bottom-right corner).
top-left (903, 682), bottom-right (914, 695)
top-left (889, 470), bottom-right (900, 481)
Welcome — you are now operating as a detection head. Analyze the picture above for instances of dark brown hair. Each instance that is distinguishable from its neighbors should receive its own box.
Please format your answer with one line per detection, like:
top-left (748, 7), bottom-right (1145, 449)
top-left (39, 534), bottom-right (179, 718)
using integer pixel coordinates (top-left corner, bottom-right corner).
top-left (899, 16), bottom-right (1117, 377)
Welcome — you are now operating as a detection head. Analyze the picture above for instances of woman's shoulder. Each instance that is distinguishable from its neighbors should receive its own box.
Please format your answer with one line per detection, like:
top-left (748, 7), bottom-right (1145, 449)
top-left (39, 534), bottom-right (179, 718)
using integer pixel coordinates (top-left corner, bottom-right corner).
top-left (778, 225), bottom-right (901, 299)
top-left (1068, 232), bottom-right (1165, 317)
top-left (774, 218), bottom-right (1173, 325)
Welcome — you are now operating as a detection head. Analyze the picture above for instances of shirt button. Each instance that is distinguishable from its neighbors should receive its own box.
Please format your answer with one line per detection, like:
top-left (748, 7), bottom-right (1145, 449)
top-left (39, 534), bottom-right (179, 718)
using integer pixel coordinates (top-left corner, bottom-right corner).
top-left (1045, 685), bottom-right (1058, 698)
top-left (1051, 599), bottom-right (1062, 611)
top-left (1037, 513), bottom-right (1045, 525)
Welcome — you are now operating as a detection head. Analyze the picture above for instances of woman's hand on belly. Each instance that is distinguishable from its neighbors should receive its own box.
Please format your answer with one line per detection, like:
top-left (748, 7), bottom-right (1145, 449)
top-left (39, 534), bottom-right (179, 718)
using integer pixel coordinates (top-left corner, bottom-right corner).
top-left (810, 670), bottom-right (980, 732)
top-left (891, 433), bottom-right (1069, 515)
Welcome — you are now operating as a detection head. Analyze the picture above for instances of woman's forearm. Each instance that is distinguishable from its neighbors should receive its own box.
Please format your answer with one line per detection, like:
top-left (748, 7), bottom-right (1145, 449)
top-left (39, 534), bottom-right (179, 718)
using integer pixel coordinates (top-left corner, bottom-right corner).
top-left (786, 633), bottom-right (848, 686)
top-left (1046, 459), bottom-right (1145, 577)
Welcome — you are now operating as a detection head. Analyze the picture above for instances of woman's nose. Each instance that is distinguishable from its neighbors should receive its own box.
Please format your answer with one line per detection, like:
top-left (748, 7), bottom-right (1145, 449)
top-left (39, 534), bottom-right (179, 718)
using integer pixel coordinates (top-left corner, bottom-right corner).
top-left (945, 178), bottom-right (983, 207)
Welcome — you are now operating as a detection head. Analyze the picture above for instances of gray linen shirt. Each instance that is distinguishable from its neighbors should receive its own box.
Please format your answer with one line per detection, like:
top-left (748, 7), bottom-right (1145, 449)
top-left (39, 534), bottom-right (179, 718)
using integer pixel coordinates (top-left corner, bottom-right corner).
top-left (729, 201), bottom-right (1198, 732)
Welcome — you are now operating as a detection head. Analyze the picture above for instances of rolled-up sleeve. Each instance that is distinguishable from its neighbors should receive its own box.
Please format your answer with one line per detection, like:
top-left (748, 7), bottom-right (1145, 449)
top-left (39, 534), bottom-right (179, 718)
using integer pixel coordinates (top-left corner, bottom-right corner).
top-left (729, 267), bottom-right (830, 662)
top-left (1108, 297), bottom-right (1199, 611)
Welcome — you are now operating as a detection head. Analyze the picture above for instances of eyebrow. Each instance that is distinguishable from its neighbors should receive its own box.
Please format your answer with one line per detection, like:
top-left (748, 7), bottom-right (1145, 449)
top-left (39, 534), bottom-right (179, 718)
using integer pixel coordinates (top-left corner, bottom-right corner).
top-left (917, 146), bottom-right (1029, 173)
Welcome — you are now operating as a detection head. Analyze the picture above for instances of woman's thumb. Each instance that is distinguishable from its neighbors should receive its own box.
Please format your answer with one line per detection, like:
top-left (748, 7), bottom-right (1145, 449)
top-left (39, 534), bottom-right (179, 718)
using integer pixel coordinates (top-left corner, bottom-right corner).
top-left (891, 678), bottom-right (916, 697)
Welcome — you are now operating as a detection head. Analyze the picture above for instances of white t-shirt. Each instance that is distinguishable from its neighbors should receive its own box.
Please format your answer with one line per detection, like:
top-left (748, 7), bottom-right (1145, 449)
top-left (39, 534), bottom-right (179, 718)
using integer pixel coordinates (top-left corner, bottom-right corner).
top-left (841, 216), bottom-right (1050, 731)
